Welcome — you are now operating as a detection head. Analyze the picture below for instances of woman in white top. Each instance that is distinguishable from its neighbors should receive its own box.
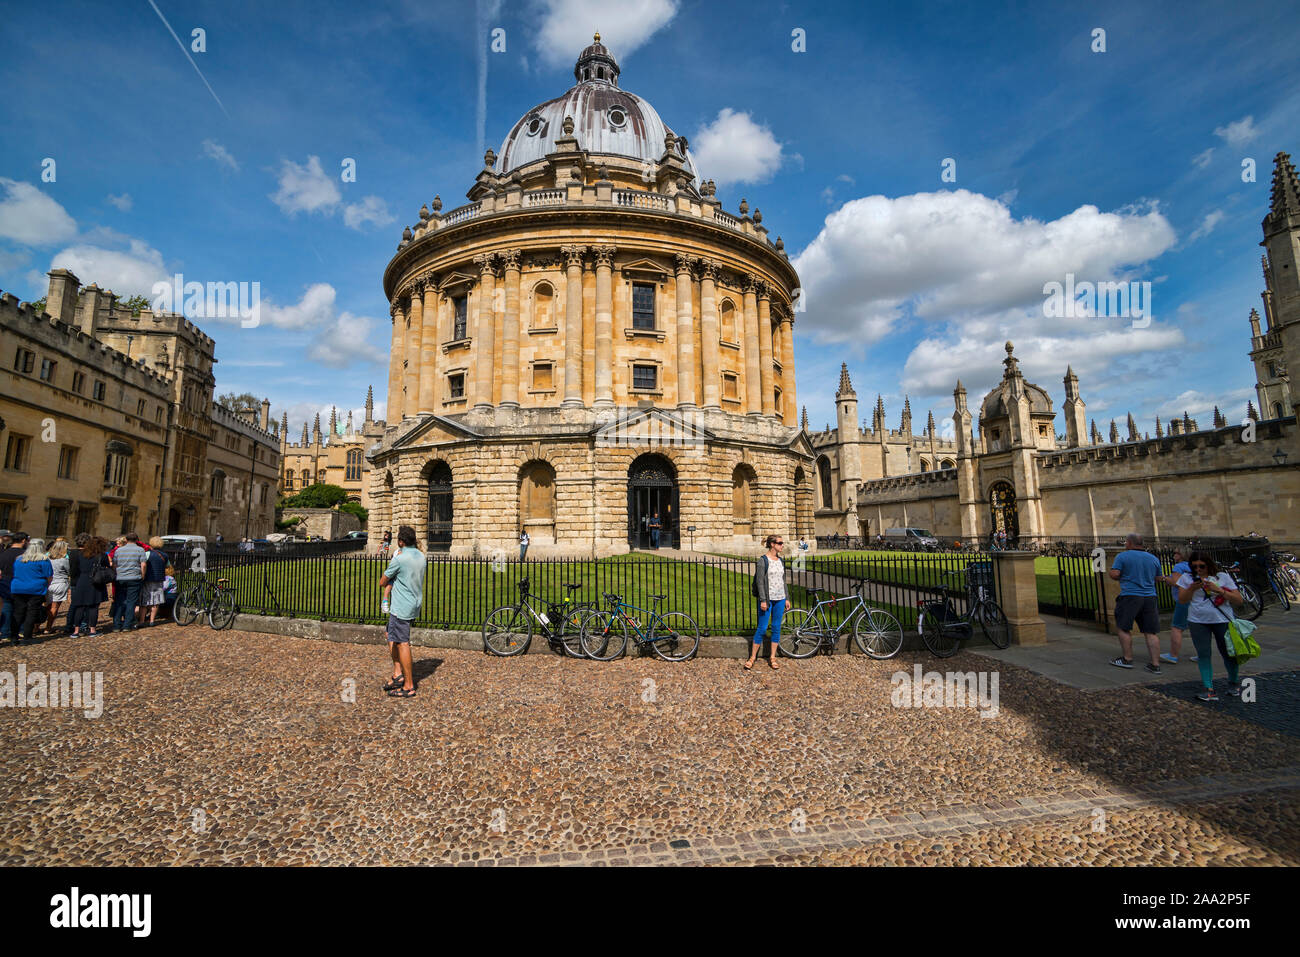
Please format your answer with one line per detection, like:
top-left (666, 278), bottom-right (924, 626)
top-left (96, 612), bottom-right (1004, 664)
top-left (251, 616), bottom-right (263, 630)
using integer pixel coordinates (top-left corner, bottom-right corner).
top-left (41, 539), bottom-right (71, 636)
top-left (745, 535), bottom-right (789, 671)
top-left (1175, 550), bottom-right (1245, 702)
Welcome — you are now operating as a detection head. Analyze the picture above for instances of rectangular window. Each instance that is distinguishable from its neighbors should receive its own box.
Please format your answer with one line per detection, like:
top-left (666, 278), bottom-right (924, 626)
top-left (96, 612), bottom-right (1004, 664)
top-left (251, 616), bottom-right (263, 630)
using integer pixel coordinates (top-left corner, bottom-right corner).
top-left (448, 373), bottom-right (465, 399)
top-left (46, 502), bottom-right (69, 539)
top-left (136, 398), bottom-right (146, 416)
top-left (453, 295), bottom-right (468, 340)
top-left (0, 500), bottom-right (17, 530)
top-left (632, 283), bottom-right (656, 329)
top-left (92, 380), bottom-right (106, 401)
top-left (532, 363), bottom-right (554, 391)
top-left (72, 371), bottom-right (85, 393)
top-left (14, 348), bottom-right (35, 374)
top-left (120, 507), bottom-right (136, 536)
top-left (632, 364), bottom-right (658, 391)
top-left (155, 406), bottom-right (164, 423)
top-left (4, 434), bottom-right (31, 472)
top-left (57, 445), bottom-right (78, 479)
top-left (75, 505), bottom-right (96, 535)
top-left (39, 358), bottom-right (57, 382)
top-left (722, 373), bottom-right (739, 400)
top-left (104, 452), bottom-right (129, 490)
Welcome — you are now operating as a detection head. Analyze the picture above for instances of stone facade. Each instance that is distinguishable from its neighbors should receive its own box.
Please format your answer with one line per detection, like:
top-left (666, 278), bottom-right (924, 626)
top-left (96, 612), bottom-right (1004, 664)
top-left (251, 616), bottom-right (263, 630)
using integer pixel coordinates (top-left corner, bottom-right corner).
top-left (368, 37), bottom-right (813, 556)
top-left (0, 270), bottom-right (279, 541)
top-left (279, 389), bottom-right (385, 514)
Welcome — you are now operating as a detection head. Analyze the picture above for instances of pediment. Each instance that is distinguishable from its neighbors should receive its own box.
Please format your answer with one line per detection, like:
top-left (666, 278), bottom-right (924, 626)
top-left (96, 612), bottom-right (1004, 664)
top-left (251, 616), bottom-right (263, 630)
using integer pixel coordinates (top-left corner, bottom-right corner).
top-left (619, 258), bottom-right (670, 281)
top-left (396, 414), bottom-right (481, 448)
top-left (438, 271), bottom-right (478, 292)
top-left (591, 408), bottom-right (715, 445)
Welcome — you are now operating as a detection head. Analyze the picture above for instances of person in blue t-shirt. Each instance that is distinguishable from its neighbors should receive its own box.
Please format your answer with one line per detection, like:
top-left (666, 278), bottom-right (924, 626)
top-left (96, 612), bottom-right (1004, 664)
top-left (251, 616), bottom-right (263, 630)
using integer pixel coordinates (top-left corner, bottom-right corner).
top-left (378, 525), bottom-right (425, 698)
top-left (1159, 547), bottom-right (1192, 665)
top-left (1108, 533), bottom-right (1163, 673)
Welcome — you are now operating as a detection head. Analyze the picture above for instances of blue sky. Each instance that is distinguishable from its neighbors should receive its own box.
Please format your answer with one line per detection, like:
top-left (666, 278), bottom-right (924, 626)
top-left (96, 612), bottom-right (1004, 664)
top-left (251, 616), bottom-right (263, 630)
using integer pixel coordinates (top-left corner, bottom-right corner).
top-left (1, 0), bottom-right (1297, 437)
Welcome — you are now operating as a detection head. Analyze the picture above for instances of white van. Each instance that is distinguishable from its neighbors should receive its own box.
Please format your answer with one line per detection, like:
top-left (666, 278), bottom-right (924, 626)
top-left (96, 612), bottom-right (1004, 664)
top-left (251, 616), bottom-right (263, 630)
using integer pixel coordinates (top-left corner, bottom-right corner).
top-left (160, 534), bottom-right (207, 547)
top-left (881, 527), bottom-right (940, 550)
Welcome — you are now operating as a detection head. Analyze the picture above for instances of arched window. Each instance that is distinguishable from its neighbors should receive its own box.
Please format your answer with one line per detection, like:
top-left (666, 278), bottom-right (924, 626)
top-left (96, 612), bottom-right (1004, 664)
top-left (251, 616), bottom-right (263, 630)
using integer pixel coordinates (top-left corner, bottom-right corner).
top-left (920, 459), bottom-right (929, 472)
top-left (346, 448), bottom-right (362, 481)
top-left (720, 299), bottom-right (736, 341)
top-left (774, 387), bottom-right (782, 415)
top-left (210, 468), bottom-right (226, 504)
top-left (817, 455), bottom-right (833, 509)
top-left (532, 282), bottom-right (554, 329)
top-left (285, 469), bottom-right (294, 490)
top-left (519, 460), bottom-right (556, 532)
top-left (1274, 402), bottom-right (1284, 419)
top-left (940, 459), bottom-right (955, 470)
top-left (732, 464), bottom-right (755, 537)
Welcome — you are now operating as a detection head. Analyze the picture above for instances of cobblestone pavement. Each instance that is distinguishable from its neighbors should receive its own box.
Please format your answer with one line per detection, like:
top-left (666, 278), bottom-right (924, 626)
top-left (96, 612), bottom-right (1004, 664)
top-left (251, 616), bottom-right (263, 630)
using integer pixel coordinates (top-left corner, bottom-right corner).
top-left (1, 625), bottom-right (1297, 866)
top-left (1146, 671), bottom-right (1300, 738)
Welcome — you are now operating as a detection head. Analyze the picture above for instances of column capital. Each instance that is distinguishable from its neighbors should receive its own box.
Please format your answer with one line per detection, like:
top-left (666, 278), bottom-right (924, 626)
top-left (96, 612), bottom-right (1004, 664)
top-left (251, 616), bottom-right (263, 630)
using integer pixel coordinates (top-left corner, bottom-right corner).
top-left (754, 278), bottom-right (771, 301)
top-left (592, 244), bottom-right (617, 267)
top-left (698, 258), bottom-right (719, 281)
top-left (742, 274), bottom-right (759, 294)
top-left (500, 248), bottom-right (523, 270)
top-left (473, 253), bottom-right (495, 274)
top-left (409, 277), bottom-right (428, 296)
top-left (561, 244), bottom-right (588, 267)
top-left (674, 252), bottom-right (695, 274)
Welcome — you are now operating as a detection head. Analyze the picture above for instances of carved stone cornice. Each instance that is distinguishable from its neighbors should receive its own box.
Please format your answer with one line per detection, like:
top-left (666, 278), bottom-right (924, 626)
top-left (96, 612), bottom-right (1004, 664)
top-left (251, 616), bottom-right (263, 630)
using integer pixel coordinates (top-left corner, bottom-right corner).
top-left (592, 245), bottom-right (617, 268)
top-left (526, 252), bottom-right (562, 270)
top-left (561, 244), bottom-right (587, 268)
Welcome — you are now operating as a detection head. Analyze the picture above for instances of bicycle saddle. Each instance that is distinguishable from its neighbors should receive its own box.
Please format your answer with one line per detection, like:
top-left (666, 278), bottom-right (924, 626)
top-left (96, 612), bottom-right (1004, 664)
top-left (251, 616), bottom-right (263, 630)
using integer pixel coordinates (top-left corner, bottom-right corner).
top-left (563, 582), bottom-right (582, 590)
top-left (649, 593), bottom-right (667, 601)
top-left (216, 578), bottom-right (229, 584)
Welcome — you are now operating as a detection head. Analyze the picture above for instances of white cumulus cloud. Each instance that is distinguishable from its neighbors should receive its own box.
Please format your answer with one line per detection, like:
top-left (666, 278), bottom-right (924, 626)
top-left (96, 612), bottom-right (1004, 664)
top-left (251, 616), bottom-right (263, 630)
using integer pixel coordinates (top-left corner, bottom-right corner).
top-left (533, 0), bottom-right (678, 68)
top-left (106, 193), bottom-right (133, 212)
top-left (261, 283), bottom-right (385, 368)
top-left (343, 195), bottom-right (396, 230)
top-left (49, 238), bottom-right (168, 298)
top-left (690, 108), bottom-right (784, 187)
top-left (0, 179), bottom-right (78, 245)
top-left (1214, 115), bottom-right (1258, 149)
top-left (270, 155), bottom-right (341, 216)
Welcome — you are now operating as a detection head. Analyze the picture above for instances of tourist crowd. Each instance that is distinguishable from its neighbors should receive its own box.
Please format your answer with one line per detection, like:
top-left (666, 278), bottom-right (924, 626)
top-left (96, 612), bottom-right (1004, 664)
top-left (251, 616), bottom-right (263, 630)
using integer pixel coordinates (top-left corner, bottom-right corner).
top-left (0, 530), bottom-right (176, 645)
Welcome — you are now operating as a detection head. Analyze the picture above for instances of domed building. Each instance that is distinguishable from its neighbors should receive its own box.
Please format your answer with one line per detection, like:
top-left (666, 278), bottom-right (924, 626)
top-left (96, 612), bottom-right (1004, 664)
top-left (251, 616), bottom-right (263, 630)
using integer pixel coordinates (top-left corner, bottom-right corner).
top-left (367, 36), bottom-right (815, 556)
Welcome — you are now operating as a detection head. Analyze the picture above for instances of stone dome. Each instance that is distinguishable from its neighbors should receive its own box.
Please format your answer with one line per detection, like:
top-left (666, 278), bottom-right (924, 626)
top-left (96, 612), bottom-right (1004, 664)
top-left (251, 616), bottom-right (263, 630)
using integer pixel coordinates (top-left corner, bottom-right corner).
top-left (495, 34), bottom-right (699, 182)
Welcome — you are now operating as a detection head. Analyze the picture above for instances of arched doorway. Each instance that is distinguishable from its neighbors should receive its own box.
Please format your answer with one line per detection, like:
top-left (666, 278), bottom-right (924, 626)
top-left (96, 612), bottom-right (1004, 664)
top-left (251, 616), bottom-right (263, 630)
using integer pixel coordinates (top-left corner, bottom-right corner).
top-left (627, 453), bottom-right (677, 549)
top-left (424, 460), bottom-right (453, 551)
top-left (518, 460), bottom-right (556, 544)
top-left (817, 455), bottom-right (833, 509)
top-left (989, 481), bottom-right (1019, 543)
top-left (732, 464), bottom-right (755, 538)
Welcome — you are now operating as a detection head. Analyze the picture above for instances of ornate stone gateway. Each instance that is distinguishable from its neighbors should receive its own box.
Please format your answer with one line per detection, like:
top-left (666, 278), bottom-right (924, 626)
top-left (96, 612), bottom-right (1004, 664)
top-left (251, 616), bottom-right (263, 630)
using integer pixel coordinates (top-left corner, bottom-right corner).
top-left (989, 481), bottom-right (1018, 543)
top-left (425, 461), bottom-right (453, 551)
top-left (627, 454), bottom-right (677, 549)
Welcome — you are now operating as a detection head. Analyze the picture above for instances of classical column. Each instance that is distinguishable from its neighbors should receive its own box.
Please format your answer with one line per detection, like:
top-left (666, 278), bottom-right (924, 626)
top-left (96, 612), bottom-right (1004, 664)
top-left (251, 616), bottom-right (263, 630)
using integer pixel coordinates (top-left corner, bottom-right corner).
top-left (742, 275), bottom-right (761, 416)
top-left (387, 300), bottom-right (405, 423)
top-left (673, 253), bottom-right (697, 411)
top-left (592, 244), bottom-right (616, 409)
top-left (561, 244), bottom-right (586, 408)
top-left (699, 260), bottom-right (721, 411)
top-left (499, 249), bottom-right (522, 408)
top-left (756, 281), bottom-right (775, 417)
top-left (418, 278), bottom-right (439, 414)
top-left (779, 313), bottom-right (796, 426)
top-left (473, 254), bottom-right (496, 412)
top-left (403, 281), bottom-right (423, 418)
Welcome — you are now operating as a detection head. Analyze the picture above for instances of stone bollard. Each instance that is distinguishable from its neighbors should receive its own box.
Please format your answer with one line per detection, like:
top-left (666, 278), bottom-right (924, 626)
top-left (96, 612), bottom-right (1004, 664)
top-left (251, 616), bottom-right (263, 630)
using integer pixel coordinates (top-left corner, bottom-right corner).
top-left (1099, 547), bottom-right (1126, 636)
top-left (992, 551), bottom-right (1047, 645)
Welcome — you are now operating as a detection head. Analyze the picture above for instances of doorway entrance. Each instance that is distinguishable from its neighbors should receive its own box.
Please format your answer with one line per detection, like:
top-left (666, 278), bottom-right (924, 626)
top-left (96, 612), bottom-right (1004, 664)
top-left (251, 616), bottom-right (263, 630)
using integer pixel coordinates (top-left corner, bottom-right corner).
top-left (425, 461), bottom-right (453, 552)
top-left (627, 454), bottom-right (678, 549)
top-left (989, 481), bottom-right (1019, 544)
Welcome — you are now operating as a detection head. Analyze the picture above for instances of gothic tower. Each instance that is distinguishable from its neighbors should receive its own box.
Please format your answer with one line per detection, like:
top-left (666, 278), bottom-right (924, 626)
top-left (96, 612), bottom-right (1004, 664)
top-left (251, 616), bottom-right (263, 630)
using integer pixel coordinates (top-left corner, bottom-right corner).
top-left (1260, 152), bottom-right (1299, 424)
top-left (834, 363), bottom-right (861, 534)
top-left (1063, 365), bottom-right (1088, 447)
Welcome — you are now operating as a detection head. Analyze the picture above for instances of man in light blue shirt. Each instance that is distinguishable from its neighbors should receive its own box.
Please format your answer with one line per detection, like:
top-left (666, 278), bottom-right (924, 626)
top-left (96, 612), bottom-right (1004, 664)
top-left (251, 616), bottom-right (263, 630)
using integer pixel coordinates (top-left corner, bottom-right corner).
top-left (1108, 533), bottom-right (1163, 673)
top-left (379, 525), bottom-right (425, 698)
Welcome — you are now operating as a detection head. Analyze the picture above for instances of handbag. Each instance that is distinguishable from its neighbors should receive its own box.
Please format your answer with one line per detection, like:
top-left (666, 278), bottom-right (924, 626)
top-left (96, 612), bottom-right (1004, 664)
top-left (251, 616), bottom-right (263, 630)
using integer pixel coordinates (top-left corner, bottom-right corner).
top-left (91, 556), bottom-right (115, 587)
top-left (1208, 583), bottom-right (1260, 662)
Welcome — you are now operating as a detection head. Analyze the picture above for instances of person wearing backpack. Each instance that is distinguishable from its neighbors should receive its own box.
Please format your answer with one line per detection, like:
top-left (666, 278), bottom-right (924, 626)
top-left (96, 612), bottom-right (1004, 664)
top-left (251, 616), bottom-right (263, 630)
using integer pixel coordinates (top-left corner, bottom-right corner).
top-left (1176, 550), bottom-right (1246, 702)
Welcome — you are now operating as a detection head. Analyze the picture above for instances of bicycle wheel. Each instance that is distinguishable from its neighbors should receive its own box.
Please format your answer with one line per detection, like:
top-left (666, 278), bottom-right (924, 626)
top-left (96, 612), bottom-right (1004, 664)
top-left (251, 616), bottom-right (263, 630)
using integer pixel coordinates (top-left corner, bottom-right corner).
top-left (651, 612), bottom-right (699, 662)
top-left (558, 604), bottom-right (598, 658)
top-left (853, 608), bottom-right (904, 659)
top-left (920, 609), bottom-right (961, 658)
top-left (778, 608), bottom-right (823, 658)
top-left (208, 591), bottom-right (238, 630)
top-left (483, 605), bottom-right (532, 656)
top-left (975, 601), bottom-right (1010, 649)
top-left (1280, 566), bottom-right (1300, 601)
top-left (173, 583), bottom-right (203, 626)
top-left (1234, 582), bottom-right (1262, 621)
top-left (581, 613), bottom-right (629, 661)
top-left (1268, 571), bottom-right (1291, 611)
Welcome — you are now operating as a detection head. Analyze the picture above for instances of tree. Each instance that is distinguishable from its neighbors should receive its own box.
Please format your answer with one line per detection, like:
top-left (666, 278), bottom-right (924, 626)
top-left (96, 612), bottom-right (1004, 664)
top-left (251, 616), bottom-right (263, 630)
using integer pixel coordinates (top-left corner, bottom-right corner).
top-left (282, 483), bottom-right (348, 509)
top-left (218, 391), bottom-right (261, 412)
top-left (118, 294), bottom-right (150, 315)
top-left (338, 501), bottom-right (368, 524)
top-left (29, 296), bottom-right (46, 314)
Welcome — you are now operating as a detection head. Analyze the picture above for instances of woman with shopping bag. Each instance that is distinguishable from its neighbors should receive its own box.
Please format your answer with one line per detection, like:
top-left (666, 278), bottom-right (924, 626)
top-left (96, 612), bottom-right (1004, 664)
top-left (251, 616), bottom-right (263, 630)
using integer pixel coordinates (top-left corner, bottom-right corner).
top-left (1176, 550), bottom-right (1246, 702)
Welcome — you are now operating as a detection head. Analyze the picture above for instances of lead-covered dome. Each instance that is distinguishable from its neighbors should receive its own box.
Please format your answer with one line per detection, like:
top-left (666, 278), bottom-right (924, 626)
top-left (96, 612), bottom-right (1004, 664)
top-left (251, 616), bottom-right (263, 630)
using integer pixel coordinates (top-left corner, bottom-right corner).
top-left (495, 34), bottom-right (699, 182)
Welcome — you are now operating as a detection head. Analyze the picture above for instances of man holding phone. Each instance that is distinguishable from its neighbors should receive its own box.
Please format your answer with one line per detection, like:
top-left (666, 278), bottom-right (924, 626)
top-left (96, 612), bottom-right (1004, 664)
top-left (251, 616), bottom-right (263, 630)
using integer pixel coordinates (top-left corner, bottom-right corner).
top-left (1108, 533), bottom-right (1163, 673)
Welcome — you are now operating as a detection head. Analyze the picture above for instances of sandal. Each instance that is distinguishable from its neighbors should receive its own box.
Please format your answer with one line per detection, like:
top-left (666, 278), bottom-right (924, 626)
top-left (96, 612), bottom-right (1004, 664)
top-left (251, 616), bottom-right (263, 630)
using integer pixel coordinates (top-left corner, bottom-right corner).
top-left (387, 686), bottom-right (416, 698)
top-left (743, 660), bottom-right (754, 671)
top-left (768, 659), bottom-right (779, 670)
top-left (382, 675), bottom-right (404, 691)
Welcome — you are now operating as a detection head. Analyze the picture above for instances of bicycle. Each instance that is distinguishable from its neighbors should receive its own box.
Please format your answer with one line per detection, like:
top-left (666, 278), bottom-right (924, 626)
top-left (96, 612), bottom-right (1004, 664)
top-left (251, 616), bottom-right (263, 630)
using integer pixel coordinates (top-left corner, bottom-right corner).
top-left (482, 578), bottom-right (598, 657)
top-left (915, 569), bottom-right (1009, 657)
top-left (173, 575), bottom-right (239, 630)
top-left (1250, 553), bottom-right (1292, 611)
top-left (579, 592), bottom-right (699, 662)
top-left (1271, 553), bottom-right (1299, 601)
top-left (1219, 562), bottom-right (1262, 621)
top-left (780, 579), bottom-right (904, 659)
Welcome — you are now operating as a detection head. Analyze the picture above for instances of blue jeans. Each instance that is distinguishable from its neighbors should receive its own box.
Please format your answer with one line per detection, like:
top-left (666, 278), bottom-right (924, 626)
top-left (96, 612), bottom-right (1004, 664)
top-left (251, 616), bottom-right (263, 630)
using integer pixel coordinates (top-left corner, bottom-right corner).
top-left (112, 580), bottom-right (142, 630)
top-left (0, 593), bottom-right (11, 640)
top-left (752, 599), bottom-right (788, 645)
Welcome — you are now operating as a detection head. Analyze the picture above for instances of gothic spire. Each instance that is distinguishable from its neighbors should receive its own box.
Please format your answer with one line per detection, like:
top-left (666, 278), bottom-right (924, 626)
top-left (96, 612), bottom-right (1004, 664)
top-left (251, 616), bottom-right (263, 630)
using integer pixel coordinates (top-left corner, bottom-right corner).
top-left (1267, 151), bottom-right (1300, 225)
top-left (1108, 419), bottom-right (1119, 444)
top-left (835, 363), bottom-right (855, 398)
top-left (365, 385), bottom-right (375, 422)
top-left (1213, 406), bottom-right (1225, 429)
top-left (1126, 413), bottom-right (1138, 441)
top-left (313, 412), bottom-right (322, 443)
top-left (1182, 411), bottom-right (1193, 433)
top-left (329, 405), bottom-right (338, 436)
top-left (800, 405), bottom-right (808, 431)
top-left (301, 422), bottom-right (309, 445)
top-left (926, 410), bottom-right (936, 435)
top-left (1155, 416), bottom-right (1163, 438)
top-left (346, 409), bottom-right (354, 433)
top-left (1247, 400), bottom-right (1259, 422)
